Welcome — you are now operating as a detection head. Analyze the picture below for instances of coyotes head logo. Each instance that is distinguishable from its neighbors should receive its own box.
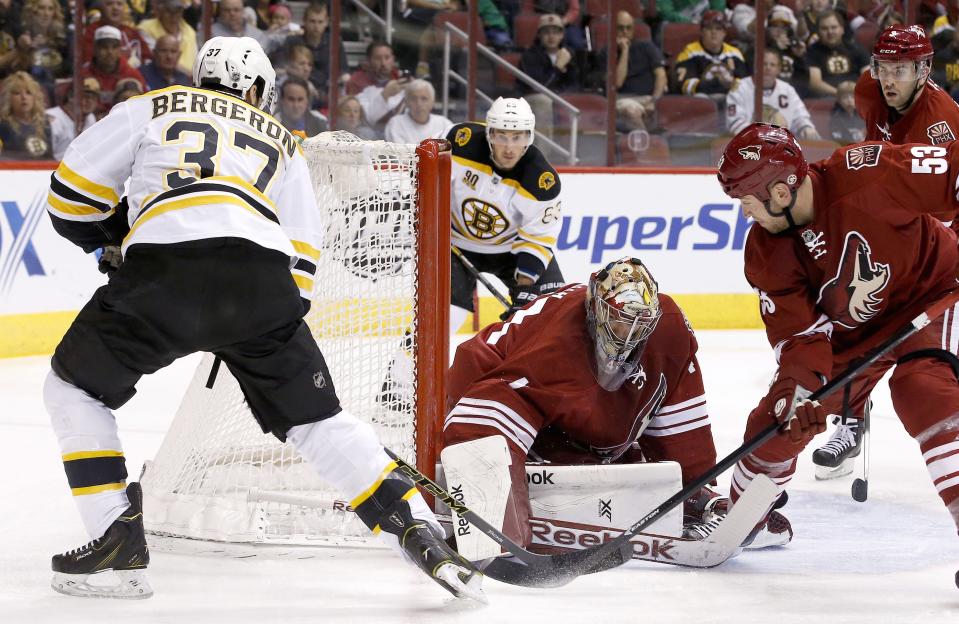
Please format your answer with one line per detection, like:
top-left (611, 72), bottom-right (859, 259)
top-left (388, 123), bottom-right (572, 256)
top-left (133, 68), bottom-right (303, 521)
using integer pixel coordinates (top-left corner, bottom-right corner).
top-left (738, 145), bottom-right (761, 160)
top-left (818, 231), bottom-right (890, 329)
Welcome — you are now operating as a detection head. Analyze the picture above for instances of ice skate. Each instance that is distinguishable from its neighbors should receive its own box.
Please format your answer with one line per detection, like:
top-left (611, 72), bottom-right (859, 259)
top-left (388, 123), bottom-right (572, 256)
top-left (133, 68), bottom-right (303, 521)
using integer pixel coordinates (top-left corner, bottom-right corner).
top-left (51, 482), bottom-right (152, 599)
top-left (813, 417), bottom-right (862, 480)
top-left (741, 509), bottom-right (793, 549)
top-left (376, 497), bottom-right (487, 603)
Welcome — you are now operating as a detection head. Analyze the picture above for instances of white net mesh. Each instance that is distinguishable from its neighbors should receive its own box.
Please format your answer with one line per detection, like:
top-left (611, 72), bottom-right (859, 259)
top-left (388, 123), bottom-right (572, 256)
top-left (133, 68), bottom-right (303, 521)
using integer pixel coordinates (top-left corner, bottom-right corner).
top-left (141, 132), bottom-right (427, 547)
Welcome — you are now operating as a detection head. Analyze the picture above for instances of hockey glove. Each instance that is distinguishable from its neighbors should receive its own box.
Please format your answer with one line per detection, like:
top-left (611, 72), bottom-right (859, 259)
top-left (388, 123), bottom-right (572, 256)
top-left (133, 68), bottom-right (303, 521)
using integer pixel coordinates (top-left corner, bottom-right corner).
top-left (98, 245), bottom-right (123, 277)
top-left (500, 282), bottom-right (538, 321)
top-left (758, 369), bottom-right (828, 444)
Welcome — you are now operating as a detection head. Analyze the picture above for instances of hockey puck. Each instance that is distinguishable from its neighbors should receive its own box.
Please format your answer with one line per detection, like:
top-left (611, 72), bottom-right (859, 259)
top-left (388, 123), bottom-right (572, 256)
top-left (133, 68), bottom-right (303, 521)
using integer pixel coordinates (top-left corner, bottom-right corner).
top-left (851, 478), bottom-right (868, 502)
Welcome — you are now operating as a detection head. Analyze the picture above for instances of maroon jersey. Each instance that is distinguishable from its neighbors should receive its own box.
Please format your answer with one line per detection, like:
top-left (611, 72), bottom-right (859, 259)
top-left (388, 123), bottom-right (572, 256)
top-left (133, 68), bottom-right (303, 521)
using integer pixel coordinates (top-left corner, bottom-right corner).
top-left (444, 284), bottom-right (717, 545)
top-left (855, 72), bottom-right (959, 145)
top-left (744, 141), bottom-right (959, 380)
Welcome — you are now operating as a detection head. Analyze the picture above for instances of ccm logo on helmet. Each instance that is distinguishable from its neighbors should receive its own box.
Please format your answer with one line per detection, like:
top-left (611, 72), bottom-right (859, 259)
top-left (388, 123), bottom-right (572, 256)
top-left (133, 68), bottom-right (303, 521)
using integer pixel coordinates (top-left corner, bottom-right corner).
top-left (738, 145), bottom-right (762, 160)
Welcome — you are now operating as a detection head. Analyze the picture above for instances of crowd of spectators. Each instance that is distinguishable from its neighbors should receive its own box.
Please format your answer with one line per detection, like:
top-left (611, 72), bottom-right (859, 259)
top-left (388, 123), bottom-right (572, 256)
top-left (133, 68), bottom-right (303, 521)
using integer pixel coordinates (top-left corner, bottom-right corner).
top-left (1, 0), bottom-right (958, 164)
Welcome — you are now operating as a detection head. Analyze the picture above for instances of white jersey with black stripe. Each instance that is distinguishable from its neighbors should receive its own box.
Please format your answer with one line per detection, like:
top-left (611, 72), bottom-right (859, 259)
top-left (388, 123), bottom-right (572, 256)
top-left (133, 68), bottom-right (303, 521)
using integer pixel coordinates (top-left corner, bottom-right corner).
top-left (46, 85), bottom-right (321, 299)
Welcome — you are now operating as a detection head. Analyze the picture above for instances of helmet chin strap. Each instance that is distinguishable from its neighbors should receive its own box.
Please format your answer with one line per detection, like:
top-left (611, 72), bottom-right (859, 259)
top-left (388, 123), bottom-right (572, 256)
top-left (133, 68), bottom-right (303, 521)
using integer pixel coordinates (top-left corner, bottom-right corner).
top-left (895, 76), bottom-right (925, 113)
top-left (761, 187), bottom-right (800, 231)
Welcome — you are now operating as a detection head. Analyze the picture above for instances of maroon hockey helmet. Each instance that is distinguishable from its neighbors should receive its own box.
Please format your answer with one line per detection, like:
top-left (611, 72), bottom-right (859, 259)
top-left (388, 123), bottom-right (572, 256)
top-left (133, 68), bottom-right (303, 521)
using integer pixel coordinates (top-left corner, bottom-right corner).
top-left (717, 123), bottom-right (808, 203)
top-left (872, 25), bottom-right (933, 62)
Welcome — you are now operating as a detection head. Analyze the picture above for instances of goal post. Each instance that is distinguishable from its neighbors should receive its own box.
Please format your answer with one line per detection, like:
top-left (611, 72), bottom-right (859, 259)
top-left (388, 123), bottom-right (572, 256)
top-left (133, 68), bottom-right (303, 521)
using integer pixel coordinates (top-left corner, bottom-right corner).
top-left (140, 134), bottom-right (451, 547)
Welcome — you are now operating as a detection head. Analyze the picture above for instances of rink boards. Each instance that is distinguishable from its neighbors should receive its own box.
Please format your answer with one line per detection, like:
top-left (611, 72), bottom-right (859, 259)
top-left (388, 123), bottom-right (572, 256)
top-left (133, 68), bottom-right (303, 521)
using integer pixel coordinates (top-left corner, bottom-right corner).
top-left (0, 166), bottom-right (760, 357)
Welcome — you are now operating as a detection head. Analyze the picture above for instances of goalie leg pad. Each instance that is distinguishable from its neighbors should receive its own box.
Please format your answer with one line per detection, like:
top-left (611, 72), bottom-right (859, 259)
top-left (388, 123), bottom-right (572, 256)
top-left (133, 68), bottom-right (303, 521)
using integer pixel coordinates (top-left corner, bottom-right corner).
top-left (440, 435), bottom-right (513, 561)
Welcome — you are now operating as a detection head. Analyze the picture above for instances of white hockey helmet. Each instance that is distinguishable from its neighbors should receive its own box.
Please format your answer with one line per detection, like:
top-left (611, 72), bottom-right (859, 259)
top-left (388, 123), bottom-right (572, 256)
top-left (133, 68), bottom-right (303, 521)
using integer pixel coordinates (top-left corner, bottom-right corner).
top-left (585, 257), bottom-right (662, 391)
top-left (193, 36), bottom-right (277, 114)
top-left (486, 96), bottom-right (536, 150)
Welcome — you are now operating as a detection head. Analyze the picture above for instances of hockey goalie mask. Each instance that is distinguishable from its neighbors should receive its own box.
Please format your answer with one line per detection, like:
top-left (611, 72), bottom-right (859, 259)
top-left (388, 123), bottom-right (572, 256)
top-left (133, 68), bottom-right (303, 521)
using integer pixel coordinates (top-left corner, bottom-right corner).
top-left (586, 258), bottom-right (662, 392)
top-left (194, 36), bottom-right (277, 114)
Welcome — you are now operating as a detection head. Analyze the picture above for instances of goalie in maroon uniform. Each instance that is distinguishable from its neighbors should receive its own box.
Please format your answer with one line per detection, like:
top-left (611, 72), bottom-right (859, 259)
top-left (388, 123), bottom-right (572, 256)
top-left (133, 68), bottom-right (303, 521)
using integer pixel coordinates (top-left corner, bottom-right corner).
top-left (717, 123), bottom-right (959, 542)
top-left (442, 257), bottom-right (791, 553)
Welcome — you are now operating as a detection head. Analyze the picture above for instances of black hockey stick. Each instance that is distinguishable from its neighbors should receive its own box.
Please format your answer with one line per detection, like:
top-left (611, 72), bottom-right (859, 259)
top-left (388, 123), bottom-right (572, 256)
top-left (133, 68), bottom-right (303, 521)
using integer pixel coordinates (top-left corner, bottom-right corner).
top-left (451, 246), bottom-right (511, 309)
top-left (384, 448), bottom-right (632, 588)
top-left (480, 291), bottom-right (959, 587)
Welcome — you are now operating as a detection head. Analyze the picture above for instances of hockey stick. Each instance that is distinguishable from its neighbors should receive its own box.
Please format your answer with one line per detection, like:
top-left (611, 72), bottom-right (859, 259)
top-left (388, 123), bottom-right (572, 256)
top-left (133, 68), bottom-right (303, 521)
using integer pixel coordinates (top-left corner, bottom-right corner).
top-left (385, 448), bottom-right (633, 588)
top-left (451, 245), bottom-right (511, 309)
top-left (482, 291), bottom-right (959, 587)
top-left (851, 398), bottom-right (871, 502)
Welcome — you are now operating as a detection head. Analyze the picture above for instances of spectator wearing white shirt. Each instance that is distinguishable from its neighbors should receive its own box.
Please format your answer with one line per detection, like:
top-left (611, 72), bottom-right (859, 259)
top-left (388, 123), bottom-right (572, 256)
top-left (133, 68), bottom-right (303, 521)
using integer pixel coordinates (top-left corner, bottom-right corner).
top-left (726, 48), bottom-right (819, 139)
top-left (46, 77), bottom-right (100, 161)
top-left (384, 79), bottom-right (452, 144)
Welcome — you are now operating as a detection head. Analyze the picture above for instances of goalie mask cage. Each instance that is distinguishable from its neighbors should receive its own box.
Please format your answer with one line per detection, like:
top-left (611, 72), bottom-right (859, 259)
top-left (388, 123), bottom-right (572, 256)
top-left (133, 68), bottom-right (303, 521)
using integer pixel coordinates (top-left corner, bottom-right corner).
top-left (140, 133), bottom-right (451, 547)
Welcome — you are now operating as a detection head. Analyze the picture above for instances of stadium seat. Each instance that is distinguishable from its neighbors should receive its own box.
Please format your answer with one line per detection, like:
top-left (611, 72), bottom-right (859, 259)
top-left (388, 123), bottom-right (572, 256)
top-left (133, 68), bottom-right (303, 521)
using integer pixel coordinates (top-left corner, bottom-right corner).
top-left (617, 133), bottom-right (671, 166)
top-left (554, 92), bottom-right (611, 132)
top-left (433, 11), bottom-right (487, 45)
top-left (514, 13), bottom-right (541, 49)
top-left (799, 139), bottom-right (842, 162)
top-left (662, 22), bottom-right (700, 62)
top-left (589, 17), bottom-right (652, 49)
top-left (655, 95), bottom-right (720, 134)
top-left (804, 97), bottom-right (837, 140)
top-left (494, 51), bottom-right (522, 94)
top-left (518, 0), bottom-right (535, 14)
top-left (584, 0), bottom-right (644, 18)
top-left (709, 135), bottom-right (731, 167)
top-left (854, 20), bottom-right (880, 51)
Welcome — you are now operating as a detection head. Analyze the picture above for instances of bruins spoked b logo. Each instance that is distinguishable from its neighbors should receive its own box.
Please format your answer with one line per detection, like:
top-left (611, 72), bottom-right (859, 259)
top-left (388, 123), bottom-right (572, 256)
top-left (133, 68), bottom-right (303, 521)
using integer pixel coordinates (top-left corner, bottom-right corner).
top-left (461, 198), bottom-right (508, 239)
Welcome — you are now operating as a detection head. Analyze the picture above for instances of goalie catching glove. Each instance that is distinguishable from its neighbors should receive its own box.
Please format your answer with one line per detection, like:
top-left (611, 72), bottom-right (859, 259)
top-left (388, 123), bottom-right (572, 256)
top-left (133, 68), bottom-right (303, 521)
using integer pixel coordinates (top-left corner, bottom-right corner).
top-left (500, 282), bottom-right (538, 320)
top-left (758, 368), bottom-right (828, 444)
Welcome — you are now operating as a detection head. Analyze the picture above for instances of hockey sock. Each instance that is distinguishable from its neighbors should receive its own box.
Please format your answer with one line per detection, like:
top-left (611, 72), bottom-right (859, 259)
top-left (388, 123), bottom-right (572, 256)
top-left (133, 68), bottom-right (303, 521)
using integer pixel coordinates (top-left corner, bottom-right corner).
top-left (917, 418), bottom-right (959, 531)
top-left (286, 412), bottom-right (442, 538)
top-left (730, 453), bottom-right (795, 506)
top-left (43, 370), bottom-right (130, 539)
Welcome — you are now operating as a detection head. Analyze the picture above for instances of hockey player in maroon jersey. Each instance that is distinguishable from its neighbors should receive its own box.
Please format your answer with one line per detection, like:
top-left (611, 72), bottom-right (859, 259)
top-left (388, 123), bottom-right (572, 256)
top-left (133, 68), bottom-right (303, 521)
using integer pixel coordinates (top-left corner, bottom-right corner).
top-left (441, 257), bottom-right (792, 552)
top-left (717, 123), bottom-right (959, 542)
top-left (856, 25), bottom-right (959, 146)
top-left (816, 25), bottom-right (959, 480)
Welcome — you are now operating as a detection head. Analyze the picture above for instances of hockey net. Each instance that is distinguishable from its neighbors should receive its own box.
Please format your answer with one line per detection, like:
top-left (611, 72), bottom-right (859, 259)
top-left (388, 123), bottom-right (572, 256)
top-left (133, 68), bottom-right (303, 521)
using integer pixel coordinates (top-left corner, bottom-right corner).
top-left (140, 133), bottom-right (451, 547)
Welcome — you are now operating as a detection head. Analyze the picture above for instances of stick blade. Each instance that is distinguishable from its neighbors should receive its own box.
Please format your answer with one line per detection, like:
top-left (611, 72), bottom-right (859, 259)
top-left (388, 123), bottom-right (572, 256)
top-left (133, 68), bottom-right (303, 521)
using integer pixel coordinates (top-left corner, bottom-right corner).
top-left (482, 543), bottom-right (632, 588)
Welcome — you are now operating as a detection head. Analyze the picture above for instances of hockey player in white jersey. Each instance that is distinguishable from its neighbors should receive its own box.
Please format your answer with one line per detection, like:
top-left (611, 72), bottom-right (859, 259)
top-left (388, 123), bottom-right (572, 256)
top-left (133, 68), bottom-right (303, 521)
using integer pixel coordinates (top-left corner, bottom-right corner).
top-left (447, 96), bottom-right (565, 330)
top-left (42, 36), bottom-right (483, 603)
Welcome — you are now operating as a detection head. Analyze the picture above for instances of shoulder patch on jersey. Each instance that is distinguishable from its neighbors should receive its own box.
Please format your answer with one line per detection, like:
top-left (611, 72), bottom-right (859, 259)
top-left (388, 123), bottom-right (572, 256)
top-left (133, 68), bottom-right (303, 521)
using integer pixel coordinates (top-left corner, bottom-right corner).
top-left (538, 171), bottom-right (556, 191)
top-left (845, 144), bottom-right (882, 170)
top-left (511, 147), bottom-right (560, 201)
top-left (927, 121), bottom-right (956, 145)
top-left (449, 122), bottom-right (493, 166)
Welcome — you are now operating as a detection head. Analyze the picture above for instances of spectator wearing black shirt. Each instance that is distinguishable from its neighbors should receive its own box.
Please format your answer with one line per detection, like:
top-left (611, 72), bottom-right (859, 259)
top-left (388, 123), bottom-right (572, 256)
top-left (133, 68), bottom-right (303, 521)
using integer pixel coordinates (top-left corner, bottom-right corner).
top-left (519, 14), bottom-right (581, 139)
top-left (805, 10), bottom-right (869, 97)
top-left (533, 0), bottom-right (585, 50)
top-left (674, 10), bottom-right (747, 103)
top-left (0, 71), bottom-right (52, 159)
top-left (932, 22), bottom-right (959, 97)
top-left (596, 10), bottom-right (667, 132)
top-left (765, 5), bottom-right (811, 97)
top-left (274, 3), bottom-right (346, 111)
top-left (139, 34), bottom-right (190, 91)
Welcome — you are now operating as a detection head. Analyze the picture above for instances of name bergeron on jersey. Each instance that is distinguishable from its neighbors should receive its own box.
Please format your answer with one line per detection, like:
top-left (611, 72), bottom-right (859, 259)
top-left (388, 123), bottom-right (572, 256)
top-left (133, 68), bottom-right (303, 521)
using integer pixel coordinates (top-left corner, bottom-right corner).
top-left (149, 89), bottom-right (298, 158)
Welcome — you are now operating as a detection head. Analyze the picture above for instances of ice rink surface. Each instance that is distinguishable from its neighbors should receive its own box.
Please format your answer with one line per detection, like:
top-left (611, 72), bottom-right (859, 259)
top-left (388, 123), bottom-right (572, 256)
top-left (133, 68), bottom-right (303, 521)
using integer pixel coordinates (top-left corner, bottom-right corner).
top-left (2, 330), bottom-right (958, 624)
